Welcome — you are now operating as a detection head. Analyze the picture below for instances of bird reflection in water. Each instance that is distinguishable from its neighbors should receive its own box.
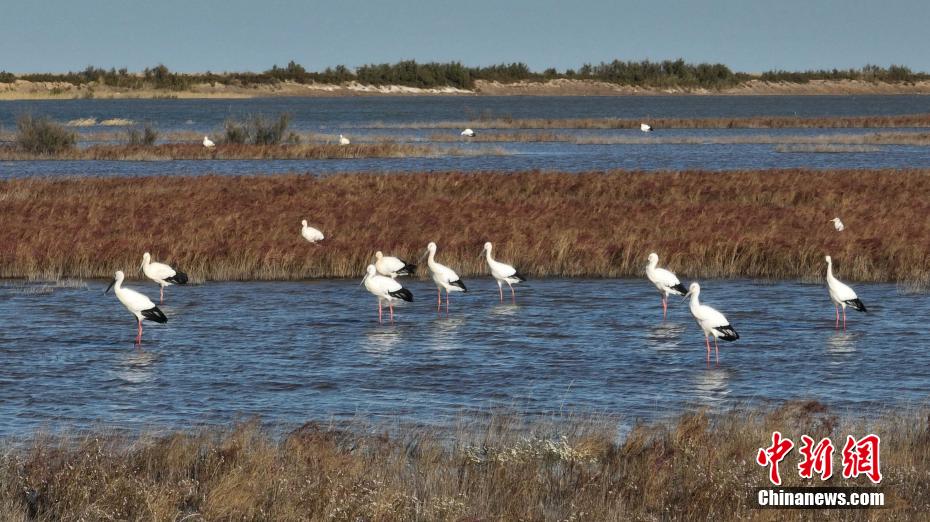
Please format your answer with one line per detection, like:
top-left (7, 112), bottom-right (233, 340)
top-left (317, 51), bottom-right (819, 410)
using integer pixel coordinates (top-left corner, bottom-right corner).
top-left (116, 349), bottom-right (157, 384)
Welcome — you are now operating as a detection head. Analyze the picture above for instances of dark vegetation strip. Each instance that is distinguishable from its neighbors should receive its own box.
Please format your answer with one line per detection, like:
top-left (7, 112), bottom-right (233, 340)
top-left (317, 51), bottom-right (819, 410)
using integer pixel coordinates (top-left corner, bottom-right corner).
top-left (2, 60), bottom-right (926, 90)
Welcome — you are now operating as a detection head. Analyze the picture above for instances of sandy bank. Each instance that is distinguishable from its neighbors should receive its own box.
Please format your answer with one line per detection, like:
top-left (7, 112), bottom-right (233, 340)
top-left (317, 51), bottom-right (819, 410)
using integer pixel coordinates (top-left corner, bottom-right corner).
top-left (2, 78), bottom-right (929, 100)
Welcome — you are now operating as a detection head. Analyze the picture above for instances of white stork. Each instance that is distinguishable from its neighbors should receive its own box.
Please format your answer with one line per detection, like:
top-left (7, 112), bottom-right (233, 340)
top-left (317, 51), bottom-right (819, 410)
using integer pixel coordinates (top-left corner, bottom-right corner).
top-left (105, 270), bottom-right (167, 344)
top-left (645, 252), bottom-right (687, 319)
top-left (825, 255), bottom-right (866, 328)
top-left (685, 282), bottom-right (739, 363)
top-left (203, 136), bottom-right (215, 148)
top-left (338, 134), bottom-right (351, 145)
top-left (374, 251), bottom-right (417, 278)
top-left (482, 242), bottom-right (526, 303)
top-left (141, 252), bottom-right (188, 304)
top-left (301, 219), bottom-right (324, 244)
top-left (422, 242), bottom-right (467, 312)
top-left (461, 128), bottom-right (476, 137)
top-left (361, 264), bottom-right (413, 323)
top-left (831, 217), bottom-right (845, 232)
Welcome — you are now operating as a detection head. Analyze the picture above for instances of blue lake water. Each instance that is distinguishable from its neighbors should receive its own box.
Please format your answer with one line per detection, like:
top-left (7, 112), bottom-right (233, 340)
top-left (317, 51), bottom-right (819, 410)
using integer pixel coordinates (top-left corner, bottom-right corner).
top-left (1, 95), bottom-right (930, 177)
top-left (0, 277), bottom-right (926, 436)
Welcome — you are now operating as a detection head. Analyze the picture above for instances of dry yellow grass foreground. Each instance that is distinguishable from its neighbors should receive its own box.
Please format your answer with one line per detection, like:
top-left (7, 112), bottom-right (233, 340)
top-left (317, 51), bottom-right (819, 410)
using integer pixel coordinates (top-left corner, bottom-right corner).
top-left (2, 169), bottom-right (930, 282)
top-left (0, 402), bottom-right (924, 520)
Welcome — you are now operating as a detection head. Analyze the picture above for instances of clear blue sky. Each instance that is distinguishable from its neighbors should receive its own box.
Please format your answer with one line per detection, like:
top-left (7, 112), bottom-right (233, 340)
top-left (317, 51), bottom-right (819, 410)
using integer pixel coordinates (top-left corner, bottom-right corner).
top-left (2, 0), bottom-right (928, 73)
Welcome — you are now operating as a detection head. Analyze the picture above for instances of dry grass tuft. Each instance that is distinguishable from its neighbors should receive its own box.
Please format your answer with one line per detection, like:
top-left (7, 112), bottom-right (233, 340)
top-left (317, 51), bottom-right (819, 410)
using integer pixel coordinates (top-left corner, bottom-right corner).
top-left (1, 169), bottom-right (929, 282)
top-left (0, 404), bottom-right (925, 520)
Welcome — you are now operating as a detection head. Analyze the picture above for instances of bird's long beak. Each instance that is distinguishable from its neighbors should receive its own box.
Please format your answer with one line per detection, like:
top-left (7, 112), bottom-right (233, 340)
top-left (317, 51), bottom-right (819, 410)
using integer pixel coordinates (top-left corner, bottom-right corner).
top-left (418, 250), bottom-right (428, 262)
top-left (104, 279), bottom-right (115, 295)
top-left (359, 274), bottom-right (368, 287)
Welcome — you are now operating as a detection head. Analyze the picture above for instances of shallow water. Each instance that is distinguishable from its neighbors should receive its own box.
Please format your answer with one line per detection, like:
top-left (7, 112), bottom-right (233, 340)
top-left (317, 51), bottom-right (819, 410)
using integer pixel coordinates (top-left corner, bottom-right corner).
top-left (0, 277), bottom-right (927, 436)
top-left (2, 95), bottom-right (930, 177)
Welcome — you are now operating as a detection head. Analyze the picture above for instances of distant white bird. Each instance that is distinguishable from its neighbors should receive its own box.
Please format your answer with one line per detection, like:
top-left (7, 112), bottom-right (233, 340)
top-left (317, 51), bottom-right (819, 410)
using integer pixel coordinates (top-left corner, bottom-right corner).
top-left (105, 270), bottom-right (168, 344)
top-left (203, 136), bottom-right (215, 148)
top-left (422, 242), bottom-right (467, 312)
top-left (301, 219), bottom-right (324, 244)
top-left (825, 255), bottom-right (866, 329)
top-left (646, 252), bottom-right (687, 319)
top-left (361, 264), bottom-right (413, 323)
top-left (831, 217), bottom-right (845, 232)
top-left (482, 242), bottom-right (526, 303)
top-left (338, 134), bottom-right (351, 145)
top-left (374, 251), bottom-right (417, 278)
top-left (640, 123), bottom-right (653, 132)
top-left (461, 128), bottom-right (476, 137)
top-left (685, 282), bottom-right (739, 363)
top-left (141, 252), bottom-right (188, 304)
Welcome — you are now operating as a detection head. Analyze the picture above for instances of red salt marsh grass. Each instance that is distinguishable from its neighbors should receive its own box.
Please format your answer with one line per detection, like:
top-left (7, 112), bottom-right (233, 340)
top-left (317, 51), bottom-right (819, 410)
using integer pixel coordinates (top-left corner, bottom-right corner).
top-left (1, 169), bottom-right (929, 283)
top-left (375, 113), bottom-right (930, 130)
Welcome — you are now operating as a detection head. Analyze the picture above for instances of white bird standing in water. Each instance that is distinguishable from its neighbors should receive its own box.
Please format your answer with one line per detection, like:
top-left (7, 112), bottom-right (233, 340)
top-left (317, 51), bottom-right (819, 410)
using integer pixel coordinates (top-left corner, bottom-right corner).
top-left (825, 255), bottom-right (866, 329)
top-left (141, 252), bottom-right (189, 304)
top-left (645, 252), bottom-right (687, 319)
top-left (482, 242), bottom-right (526, 303)
top-left (301, 219), bottom-right (324, 244)
top-left (640, 123), bottom-right (653, 132)
top-left (831, 217), bottom-right (845, 232)
top-left (202, 136), bottom-right (215, 148)
top-left (361, 264), bottom-right (413, 323)
top-left (338, 134), bottom-right (351, 145)
top-left (374, 251), bottom-right (417, 278)
top-left (105, 270), bottom-right (167, 344)
top-left (685, 282), bottom-right (739, 363)
top-left (461, 128), bottom-right (475, 137)
top-left (422, 242), bottom-right (467, 312)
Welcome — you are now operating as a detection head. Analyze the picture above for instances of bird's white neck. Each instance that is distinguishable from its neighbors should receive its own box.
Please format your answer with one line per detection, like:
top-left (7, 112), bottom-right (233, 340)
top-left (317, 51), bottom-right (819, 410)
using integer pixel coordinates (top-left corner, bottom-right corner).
top-left (485, 249), bottom-right (494, 263)
top-left (688, 290), bottom-right (701, 312)
top-left (826, 261), bottom-right (835, 282)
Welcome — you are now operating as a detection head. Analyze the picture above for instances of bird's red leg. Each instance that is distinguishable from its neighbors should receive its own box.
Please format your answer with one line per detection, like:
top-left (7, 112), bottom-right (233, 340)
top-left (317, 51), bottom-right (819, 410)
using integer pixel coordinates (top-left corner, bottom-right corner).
top-left (498, 283), bottom-right (503, 303)
top-left (662, 296), bottom-right (668, 319)
top-left (714, 338), bottom-right (720, 364)
top-left (705, 335), bottom-right (711, 362)
top-left (136, 320), bottom-right (143, 344)
top-left (378, 301), bottom-right (383, 324)
top-left (436, 288), bottom-right (441, 311)
top-left (843, 308), bottom-right (847, 330)
top-left (509, 283), bottom-right (515, 303)
top-left (160, 286), bottom-right (164, 304)
top-left (389, 302), bottom-right (394, 323)
top-left (445, 292), bottom-right (450, 313)
top-left (835, 305), bottom-right (839, 328)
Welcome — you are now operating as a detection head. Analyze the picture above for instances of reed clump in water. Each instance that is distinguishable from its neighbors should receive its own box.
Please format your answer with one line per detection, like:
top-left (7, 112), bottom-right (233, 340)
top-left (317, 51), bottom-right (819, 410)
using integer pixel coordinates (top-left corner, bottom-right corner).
top-left (0, 142), bottom-right (482, 160)
top-left (1, 169), bottom-right (929, 282)
top-left (0, 402), bottom-right (922, 520)
top-left (378, 113), bottom-right (930, 130)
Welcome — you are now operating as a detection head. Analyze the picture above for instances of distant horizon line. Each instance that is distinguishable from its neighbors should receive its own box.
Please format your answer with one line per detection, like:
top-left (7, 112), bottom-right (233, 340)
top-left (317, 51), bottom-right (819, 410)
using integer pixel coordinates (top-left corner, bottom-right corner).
top-left (4, 58), bottom-right (929, 76)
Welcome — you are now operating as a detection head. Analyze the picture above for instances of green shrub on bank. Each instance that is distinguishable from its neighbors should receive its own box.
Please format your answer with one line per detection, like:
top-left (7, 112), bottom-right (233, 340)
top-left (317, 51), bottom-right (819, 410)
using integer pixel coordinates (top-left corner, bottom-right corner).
top-left (127, 124), bottom-right (158, 146)
top-left (15, 115), bottom-right (76, 154)
top-left (223, 113), bottom-right (291, 145)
